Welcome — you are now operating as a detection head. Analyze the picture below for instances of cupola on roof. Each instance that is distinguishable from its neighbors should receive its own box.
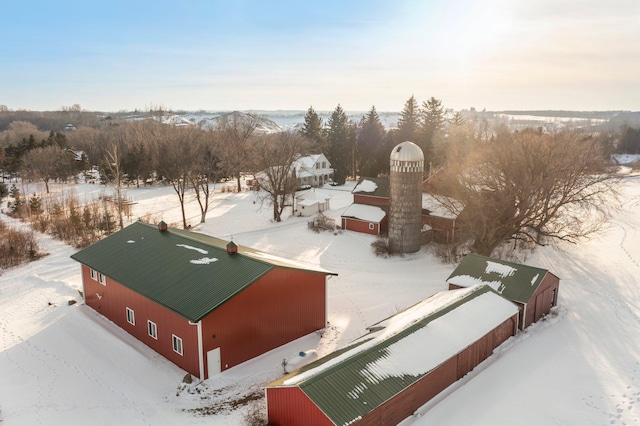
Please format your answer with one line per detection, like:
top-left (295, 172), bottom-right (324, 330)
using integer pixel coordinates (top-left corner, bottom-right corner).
top-left (390, 141), bottom-right (424, 162)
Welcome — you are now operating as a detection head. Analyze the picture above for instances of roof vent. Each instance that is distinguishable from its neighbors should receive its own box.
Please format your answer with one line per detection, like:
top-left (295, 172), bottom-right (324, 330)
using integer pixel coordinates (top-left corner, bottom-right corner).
top-left (158, 221), bottom-right (168, 232)
top-left (226, 240), bottom-right (238, 254)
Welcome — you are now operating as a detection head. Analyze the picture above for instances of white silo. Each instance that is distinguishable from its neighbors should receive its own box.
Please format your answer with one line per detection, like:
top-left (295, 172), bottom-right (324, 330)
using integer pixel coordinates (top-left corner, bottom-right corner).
top-left (388, 141), bottom-right (424, 254)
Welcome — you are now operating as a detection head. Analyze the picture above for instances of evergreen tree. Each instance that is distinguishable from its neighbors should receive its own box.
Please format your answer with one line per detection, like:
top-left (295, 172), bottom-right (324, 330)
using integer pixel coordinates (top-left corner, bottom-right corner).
top-left (418, 96), bottom-right (446, 166)
top-left (450, 111), bottom-right (465, 127)
top-left (300, 106), bottom-right (325, 152)
top-left (396, 95), bottom-right (420, 143)
top-left (326, 105), bottom-right (351, 184)
top-left (356, 106), bottom-right (386, 177)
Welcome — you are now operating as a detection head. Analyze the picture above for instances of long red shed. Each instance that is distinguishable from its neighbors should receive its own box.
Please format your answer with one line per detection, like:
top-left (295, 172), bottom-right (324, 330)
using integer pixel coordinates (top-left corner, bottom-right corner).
top-left (71, 221), bottom-right (335, 380)
top-left (266, 285), bottom-right (519, 425)
top-left (447, 253), bottom-right (560, 329)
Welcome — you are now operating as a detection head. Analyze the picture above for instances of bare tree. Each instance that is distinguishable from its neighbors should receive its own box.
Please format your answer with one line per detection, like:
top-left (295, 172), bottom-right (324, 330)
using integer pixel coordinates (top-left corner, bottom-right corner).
top-left (101, 143), bottom-right (126, 229)
top-left (435, 129), bottom-right (619, 256)
top-left (216, 112), bottom-right (259, 192)
top-left (190, 129), bottom-right (222, 224)
top-left (251, 132), bottom-right (309, 222)
top-left (156, 126), bottom-right (202, 229)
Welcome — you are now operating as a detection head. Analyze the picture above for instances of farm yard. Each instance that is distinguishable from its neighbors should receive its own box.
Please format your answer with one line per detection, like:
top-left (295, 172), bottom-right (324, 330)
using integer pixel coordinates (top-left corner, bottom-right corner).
top-left (0, 169), bottom-right (639, 425)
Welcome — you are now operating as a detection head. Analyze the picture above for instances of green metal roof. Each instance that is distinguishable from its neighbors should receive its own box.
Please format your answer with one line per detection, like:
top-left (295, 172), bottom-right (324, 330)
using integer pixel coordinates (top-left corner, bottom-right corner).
top-left (446, 253), bottom-right (550, 304)
top-left (352, 177), bottom-right (389, 198)
top-left (71, 221), bottom-right (335, 322)
top-left (271, 285), bottom-right (518, 426)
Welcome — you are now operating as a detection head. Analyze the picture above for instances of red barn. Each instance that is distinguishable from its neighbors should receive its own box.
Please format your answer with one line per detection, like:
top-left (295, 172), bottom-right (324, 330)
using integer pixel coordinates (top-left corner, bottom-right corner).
top-left (341, 177), bottom-right (389, 235)
top-left (266, 285), bottom-right (519, 425)
top-left (447, 253), bottom-right (560, 330)
top-left (71, 221), bottom-right (335, 380)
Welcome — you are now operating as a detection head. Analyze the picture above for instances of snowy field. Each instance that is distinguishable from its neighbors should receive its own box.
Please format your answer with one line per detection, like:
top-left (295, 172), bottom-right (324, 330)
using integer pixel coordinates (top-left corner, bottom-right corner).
top-left (1, 170), bottom-right (639, 425)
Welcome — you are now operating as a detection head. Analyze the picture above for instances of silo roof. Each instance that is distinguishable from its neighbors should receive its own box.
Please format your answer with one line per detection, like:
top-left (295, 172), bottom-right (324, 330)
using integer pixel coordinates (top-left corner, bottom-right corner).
top-left (390, 141), bottom-right (424, 162)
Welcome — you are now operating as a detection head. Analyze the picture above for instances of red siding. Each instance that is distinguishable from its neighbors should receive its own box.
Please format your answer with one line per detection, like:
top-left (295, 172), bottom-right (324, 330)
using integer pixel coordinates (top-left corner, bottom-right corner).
top-left (81, 265), bottom-right (200, 377)
top-left (524, 272), bottom-right (560, 329)
top-left (267, 387), bottom-right (334, 426)
top-left (342, 217), bottom-right (381, 235)
top-left (353, 194), bottom-right (388, 206)
top-left (200, 268), bottom-right (326, 377)
top-left (456, 314), bottom-right (518, 379)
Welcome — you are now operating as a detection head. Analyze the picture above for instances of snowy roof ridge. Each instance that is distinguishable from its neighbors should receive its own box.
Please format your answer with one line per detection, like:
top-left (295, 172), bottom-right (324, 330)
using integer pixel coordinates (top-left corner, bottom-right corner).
top-left (284, 285), bottom-right (490, 386)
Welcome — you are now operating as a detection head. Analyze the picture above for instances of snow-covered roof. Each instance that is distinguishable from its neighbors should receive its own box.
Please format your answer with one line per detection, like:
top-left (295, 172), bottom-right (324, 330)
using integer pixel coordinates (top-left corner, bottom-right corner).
top-left (351, 176), bottom-right (389, 198)
top-left (341, 203), bottom-right (386, 222)
top-left (447, 253), bottom-right (553, 304)
top-left (421, 193), bottom-right (460, 219)
top-left (276, 285), bottom-right (518, 426)
top-left (296, 190), bottom-right (331, 206)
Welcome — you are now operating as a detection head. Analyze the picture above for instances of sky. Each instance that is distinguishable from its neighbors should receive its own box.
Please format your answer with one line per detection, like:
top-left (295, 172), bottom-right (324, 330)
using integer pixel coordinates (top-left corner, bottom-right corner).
top-left (1, 0), bottom-right (639, 112)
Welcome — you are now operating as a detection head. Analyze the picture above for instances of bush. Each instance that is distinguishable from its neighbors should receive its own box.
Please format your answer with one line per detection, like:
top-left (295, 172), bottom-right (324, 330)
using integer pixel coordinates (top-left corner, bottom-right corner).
top-left (307, 213), bottom-right (338, 233)
top-left (371, 237), bottom-right (390, 257)
top-left (0, 220), bottom-right (44, 271)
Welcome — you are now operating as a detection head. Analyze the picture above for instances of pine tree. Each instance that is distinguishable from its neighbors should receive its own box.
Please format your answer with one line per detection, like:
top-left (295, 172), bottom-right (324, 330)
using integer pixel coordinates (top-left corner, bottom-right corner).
top-left (300, 106), bottom-right (325, 152)
top-left (356, 106), bottom-right (386, 177)
top-left (326, 105), bottom-right (351, 184)
top-left (397, 95), bottom-right (420, 143)
top-left (418, 97), bottom-right (446, 165)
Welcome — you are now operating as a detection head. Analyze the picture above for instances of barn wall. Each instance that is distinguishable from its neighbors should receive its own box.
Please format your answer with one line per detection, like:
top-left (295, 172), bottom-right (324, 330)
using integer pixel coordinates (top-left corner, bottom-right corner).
top-left (200, 268), bottom-right (326, 377)
top-left (422, 215), bottom-right (456, 243)
top-left (353, 194), bottom-right (388, 206)
top-left (266, 387), bottom-right (334, 426)
top-left (342, 217), bottom-right (380, 235)
top-left (80, 265), bottom-right (200, 377)
top-left (358, 357), bottom-right (458, 426)
top-left (524, 272), bottom-right (560, 328)
top-left (456, 314), bottom-right (518, 379)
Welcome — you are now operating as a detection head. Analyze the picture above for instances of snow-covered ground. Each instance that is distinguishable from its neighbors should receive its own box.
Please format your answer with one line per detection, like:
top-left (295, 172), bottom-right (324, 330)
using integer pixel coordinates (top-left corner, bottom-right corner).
top-left (1, 171), bottom-right (639, 425)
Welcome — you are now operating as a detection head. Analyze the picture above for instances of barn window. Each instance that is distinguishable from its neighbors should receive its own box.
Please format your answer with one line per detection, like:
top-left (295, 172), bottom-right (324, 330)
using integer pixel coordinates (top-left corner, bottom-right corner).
top-left (368, 223), bottom-right (374, 230)
top-left (98, 272), bottom-right (106, 286)
top-left (90, 268), bottom-right (97, 281)
top-left (172, 335), bottom-right (183, 356)
top-left (147, 320), bottom-right (157, 339)
top-left (126, 307), bottom-right (135, 325)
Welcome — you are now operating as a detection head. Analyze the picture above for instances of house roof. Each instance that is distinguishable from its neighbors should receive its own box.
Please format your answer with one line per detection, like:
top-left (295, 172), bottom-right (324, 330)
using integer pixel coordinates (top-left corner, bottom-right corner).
top-left (421, 193), bottom-right (461, 219)
top-left (269, 285), bottom-right (518, 426)
top-left (71, 221), bottom-right (335, 322)
top-left (296, 189), bottom-right (331, 206)
top-left (352, 177), bottom-right (389, 198)
top-left (341, 203), bottom-right (386, 223)
top-left (446, 253), bottom-right (553, 304)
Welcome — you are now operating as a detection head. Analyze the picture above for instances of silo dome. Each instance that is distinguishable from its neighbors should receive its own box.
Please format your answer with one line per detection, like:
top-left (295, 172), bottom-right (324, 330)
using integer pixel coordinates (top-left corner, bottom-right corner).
top-left (388, 141), bottom-right (424, 254)
top-left (390, 141), bottom-right (424, 163)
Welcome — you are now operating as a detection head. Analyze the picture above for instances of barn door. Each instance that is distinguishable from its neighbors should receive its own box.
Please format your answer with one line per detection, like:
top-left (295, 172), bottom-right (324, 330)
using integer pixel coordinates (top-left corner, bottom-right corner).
top-left (207, 348), bottom-right (221, 377)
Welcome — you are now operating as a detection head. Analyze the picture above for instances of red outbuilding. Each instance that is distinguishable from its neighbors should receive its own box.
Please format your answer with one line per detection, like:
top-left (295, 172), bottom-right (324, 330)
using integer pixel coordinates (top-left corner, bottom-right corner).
top-left (447, 253), bottom-right (560, 329)
top-left (71, 221), bottom-right (335, 380)
top-left (266, 285), bottom-right (519, 425)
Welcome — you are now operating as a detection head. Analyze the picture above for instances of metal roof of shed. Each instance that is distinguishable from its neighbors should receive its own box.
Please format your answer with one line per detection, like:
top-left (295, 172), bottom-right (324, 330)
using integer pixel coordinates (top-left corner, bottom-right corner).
top-left (446, 253), bottom-right (551, 304)
top-left (269, 285), bottom-right (518, 426)
top-left (71, 221), bottom-right (335, 322)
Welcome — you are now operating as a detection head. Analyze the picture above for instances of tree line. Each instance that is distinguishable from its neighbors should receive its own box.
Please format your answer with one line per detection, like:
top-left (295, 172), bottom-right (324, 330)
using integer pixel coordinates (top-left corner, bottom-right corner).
top-left (0, 97), bottom-right (635, 257)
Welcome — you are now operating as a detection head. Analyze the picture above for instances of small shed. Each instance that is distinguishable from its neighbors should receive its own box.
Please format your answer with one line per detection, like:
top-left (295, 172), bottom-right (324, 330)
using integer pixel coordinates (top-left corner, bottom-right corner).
top-left (71, 221), bottom-right (336, 380)
top-left (351, 177), bottom-right (390, 207)
top-left (341, 203), bottom-right (387, 235)
top-left (447, 253), bottom-right (560, 330)
top-left (421, 193), bottom-right (460, 243)
top-left (266, 285), bottom-right (519, 425)
top-left (295, 189), bottom-right (331, 217)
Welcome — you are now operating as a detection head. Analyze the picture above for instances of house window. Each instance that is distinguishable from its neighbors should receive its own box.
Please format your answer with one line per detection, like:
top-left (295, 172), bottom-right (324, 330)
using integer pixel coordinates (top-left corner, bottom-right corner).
top-left (90, 268), bottom-right (97, 281)
top-left (172, 335), bottom-right (183, 355)
top-left (369, 223), bottom-right (375, 230)
top-left (126, 307), bottom-right (135, 325)
top-left (147, 320), bottom-right (157, 339)
top-left (98, 272), bottom-right (106, 285)
top-left (316, 163), bottom-right (319, 169)
top-left (322, 161), bottom-right (326, 168)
